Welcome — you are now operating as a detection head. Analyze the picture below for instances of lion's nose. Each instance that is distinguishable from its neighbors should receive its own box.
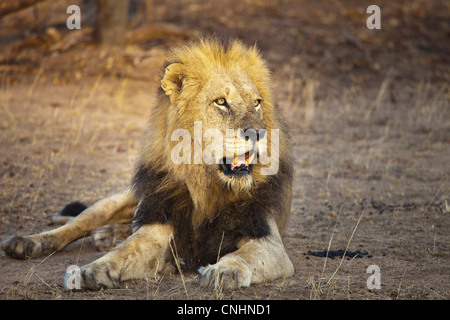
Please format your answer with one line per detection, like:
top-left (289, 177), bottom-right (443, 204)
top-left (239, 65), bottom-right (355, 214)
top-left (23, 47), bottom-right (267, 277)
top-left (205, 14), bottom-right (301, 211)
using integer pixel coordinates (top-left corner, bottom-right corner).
top-left (257, 128), bottom-right (267, 141)
top-left (242, 127), bottom-right (267, 141)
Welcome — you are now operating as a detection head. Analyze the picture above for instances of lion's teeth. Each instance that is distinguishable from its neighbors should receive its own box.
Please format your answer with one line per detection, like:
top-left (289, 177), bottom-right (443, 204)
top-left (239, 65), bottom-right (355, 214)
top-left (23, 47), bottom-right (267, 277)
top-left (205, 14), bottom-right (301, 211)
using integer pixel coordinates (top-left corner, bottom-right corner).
top-left (232, 154), bottom-right (246, 170)
top-left (248, 151), bottom-right (256, 164)
top-left (233, 152), bottom-right (256, 165)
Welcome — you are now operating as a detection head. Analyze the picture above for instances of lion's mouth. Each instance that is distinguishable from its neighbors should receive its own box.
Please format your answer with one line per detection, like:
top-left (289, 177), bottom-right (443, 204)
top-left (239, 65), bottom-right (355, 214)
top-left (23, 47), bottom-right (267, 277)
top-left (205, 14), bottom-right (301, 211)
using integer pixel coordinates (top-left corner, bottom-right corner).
top-left (220, 151), bottom-right (256, 176)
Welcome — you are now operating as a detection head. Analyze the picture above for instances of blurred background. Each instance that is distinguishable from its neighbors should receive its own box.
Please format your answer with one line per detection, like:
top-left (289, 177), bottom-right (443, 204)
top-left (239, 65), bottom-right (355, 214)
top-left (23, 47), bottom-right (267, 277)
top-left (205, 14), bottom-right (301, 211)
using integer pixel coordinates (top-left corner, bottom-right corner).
top-left (1, 0), bottom-right (448, 84)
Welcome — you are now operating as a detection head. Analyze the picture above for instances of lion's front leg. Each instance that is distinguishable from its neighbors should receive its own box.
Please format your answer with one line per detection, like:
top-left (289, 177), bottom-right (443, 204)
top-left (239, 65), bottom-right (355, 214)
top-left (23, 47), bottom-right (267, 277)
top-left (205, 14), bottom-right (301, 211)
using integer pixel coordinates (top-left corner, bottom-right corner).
top-left (199, 218), bottom-right (294, 290)
top-left (80, 224), bottom-right (175, 290)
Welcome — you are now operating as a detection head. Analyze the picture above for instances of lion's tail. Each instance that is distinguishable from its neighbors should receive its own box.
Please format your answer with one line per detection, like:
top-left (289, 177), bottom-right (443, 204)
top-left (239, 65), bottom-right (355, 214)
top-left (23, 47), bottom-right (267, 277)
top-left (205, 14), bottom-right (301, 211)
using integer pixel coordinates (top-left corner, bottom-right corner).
top-left (51, 201), bottom-right (87, 225)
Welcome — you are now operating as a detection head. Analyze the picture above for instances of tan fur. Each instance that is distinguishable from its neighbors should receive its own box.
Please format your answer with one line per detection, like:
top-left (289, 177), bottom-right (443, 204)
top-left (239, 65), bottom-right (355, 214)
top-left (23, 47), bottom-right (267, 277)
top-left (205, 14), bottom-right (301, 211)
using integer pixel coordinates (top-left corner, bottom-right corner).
top-left (2, 38), bottom-right (294, 290)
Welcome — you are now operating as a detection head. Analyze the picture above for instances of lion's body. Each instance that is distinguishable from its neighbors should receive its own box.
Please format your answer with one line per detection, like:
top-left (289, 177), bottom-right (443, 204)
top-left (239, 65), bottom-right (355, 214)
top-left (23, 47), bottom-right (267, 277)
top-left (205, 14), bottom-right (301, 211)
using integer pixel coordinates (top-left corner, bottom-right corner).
top-left (2, 38), bottom-right (295, 290)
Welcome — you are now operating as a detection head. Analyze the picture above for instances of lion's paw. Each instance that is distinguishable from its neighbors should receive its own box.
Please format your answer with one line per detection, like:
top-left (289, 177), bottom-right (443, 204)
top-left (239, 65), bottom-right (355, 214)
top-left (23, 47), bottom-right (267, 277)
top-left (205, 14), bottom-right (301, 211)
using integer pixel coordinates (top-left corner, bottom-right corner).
top-left (91, 226), bottom-right (117, 252)
top-left (80, 262), bottom-right (121, 290)
top-left (1, 236), bottom-right (42, 259)
top-left (199, 257), bottom-right (252, 290)
top-left (91, 223), bottom-right (131, 252)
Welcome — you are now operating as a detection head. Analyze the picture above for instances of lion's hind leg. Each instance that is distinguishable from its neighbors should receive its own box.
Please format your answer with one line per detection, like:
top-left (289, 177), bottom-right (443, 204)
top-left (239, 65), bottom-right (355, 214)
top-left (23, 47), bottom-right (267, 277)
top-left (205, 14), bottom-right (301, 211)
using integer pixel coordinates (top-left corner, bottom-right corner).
top-left (52, 201), bottom-right (132, 252)
top-left (2, 201), bottom-right (89, 259)
top-left (2, 187), bottom-right (137, 259)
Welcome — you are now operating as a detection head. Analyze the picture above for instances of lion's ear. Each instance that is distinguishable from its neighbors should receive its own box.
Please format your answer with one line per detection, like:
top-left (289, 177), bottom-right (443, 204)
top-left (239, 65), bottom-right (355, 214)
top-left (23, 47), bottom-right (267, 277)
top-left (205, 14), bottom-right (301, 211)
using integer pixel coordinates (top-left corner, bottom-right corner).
top-left (161, 63), bottom-right (184, 103)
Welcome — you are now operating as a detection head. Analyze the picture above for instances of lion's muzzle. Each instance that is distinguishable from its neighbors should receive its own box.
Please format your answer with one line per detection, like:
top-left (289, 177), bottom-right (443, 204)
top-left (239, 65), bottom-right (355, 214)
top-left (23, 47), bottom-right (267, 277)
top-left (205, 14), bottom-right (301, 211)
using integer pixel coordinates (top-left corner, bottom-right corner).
top-left (220, 150), bottom-right (256, 176)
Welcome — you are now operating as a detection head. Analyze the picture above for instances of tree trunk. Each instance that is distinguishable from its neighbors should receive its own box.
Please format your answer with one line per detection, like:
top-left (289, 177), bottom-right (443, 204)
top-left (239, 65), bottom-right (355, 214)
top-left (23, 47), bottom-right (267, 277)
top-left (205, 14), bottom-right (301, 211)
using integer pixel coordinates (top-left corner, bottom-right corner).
top-left (96, 0), bottom-right (129, 47)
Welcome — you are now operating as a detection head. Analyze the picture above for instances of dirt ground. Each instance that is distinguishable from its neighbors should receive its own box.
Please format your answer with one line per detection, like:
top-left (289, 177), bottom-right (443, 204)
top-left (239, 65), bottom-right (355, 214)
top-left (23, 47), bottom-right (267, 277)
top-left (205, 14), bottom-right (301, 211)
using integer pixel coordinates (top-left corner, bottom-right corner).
top-left (0, 0), bottom-right (448, 300)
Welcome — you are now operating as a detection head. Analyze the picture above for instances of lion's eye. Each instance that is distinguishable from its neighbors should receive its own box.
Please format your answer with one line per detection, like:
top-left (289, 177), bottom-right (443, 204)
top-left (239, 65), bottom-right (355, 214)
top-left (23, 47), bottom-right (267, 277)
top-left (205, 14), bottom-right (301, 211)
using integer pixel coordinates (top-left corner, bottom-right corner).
top-left (254, 99), bottom-right (261, 109)
top-left (215, 98), bottom-right (227, 106)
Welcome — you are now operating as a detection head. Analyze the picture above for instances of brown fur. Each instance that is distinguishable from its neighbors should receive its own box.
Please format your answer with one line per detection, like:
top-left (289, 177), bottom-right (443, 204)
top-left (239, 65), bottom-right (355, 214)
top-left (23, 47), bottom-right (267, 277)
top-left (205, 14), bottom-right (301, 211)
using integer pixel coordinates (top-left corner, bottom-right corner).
top-left (2, 38), bottom-right (294, 290)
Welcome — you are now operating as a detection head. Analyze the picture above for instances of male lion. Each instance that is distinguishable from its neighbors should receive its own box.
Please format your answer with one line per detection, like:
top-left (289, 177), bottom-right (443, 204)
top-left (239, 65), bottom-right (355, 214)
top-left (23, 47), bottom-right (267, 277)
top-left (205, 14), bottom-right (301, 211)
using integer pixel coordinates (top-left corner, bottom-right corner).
top-left (2, 38), bottom-right (294, 290)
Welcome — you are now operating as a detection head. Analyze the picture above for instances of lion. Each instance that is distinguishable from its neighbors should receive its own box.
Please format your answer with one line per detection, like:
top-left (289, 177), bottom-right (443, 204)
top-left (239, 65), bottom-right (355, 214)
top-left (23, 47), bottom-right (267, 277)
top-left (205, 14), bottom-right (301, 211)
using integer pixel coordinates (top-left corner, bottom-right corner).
top-left (2, 37), bottom-right (294, 290)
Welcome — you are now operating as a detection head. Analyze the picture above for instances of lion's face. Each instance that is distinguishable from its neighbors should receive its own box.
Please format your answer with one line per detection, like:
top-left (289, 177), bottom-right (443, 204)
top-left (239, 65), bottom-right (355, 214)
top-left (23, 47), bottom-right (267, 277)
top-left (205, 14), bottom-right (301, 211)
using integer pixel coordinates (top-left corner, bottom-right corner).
top-left (160, 39), bottom-right (278, 194)
top-left (195, 71), bottom-right (267, 190)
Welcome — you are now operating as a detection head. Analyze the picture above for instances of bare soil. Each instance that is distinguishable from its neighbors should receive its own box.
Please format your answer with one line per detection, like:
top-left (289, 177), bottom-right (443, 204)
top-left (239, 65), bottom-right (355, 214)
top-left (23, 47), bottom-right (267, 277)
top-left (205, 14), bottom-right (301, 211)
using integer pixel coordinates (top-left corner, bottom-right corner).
top-left (0, 0), bottom-right (448, 300)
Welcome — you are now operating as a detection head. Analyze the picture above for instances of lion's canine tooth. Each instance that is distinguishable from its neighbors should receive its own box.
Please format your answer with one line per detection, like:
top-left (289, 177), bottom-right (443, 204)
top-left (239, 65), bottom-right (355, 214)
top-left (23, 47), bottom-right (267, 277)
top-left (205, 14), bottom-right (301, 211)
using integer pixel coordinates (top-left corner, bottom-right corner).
top-left (248, 151), bottom-right (256, 165)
